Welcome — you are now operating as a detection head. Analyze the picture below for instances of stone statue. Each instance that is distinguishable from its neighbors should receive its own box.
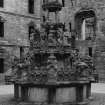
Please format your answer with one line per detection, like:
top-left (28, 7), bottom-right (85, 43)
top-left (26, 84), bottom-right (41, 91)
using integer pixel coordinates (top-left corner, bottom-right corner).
top-left (48, 30), bottom-right (57, 44)
top-left (57, 28), bottom-right (63, 44)
top-left (29, 28), bottom-right (35, 41)
top-left (29, 26), bottom-right (41, 47)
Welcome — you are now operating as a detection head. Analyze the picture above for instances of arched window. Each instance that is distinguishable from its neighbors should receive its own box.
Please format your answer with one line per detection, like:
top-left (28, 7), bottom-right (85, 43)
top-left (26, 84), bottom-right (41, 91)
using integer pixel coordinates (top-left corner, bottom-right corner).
top-left (75, 10), bottom-right (96, 40)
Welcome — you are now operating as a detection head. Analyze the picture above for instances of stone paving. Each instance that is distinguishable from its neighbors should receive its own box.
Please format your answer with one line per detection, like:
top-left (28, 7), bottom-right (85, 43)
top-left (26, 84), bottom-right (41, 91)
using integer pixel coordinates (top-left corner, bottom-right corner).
top-left (0, 84), bottom-right (105, 105)
top-left (89, 93), bottom-right (105, 105)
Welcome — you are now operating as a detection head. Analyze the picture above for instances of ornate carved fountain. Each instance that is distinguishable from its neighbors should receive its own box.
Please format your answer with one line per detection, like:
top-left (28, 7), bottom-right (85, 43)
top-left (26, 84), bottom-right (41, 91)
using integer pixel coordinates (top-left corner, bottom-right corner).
top-left (10, 0), bottom-right (96, 105)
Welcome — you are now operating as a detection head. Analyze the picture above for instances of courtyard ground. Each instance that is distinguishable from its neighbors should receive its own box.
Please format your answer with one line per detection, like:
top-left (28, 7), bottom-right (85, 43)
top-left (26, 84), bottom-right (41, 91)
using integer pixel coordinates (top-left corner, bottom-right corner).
top-left (0, 83), bottom-right (105, 105)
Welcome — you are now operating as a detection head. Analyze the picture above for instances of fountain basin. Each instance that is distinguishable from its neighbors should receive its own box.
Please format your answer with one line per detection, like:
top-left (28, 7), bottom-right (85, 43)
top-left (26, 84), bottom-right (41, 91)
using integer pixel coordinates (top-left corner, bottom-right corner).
top-left (14, 81), bottom-right (91, 105)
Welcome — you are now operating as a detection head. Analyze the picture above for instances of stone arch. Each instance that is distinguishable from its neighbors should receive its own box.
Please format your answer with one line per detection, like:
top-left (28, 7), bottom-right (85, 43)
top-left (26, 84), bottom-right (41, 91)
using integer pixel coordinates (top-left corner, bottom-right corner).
top-left (74, 9), bottom-right (97, 40)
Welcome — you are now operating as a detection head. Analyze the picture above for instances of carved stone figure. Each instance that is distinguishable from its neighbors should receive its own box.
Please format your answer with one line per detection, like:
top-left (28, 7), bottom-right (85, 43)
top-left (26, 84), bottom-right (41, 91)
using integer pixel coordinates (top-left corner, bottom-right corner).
top-left (29, 26), bottom-right (41, 47)
top-left (57, 28), bottom-right (63, 44)
top-left (48, 30), bottom-right (57, 44)
top-left (29, 28), bottom-right (35, 41)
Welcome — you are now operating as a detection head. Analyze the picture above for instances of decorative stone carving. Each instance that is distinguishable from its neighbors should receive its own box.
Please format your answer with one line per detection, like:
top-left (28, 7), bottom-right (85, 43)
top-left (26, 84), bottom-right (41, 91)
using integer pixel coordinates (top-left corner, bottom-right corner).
top-left (47, 53), bottom-right (57, 82)
top-left (11, 1), bottom-right (97, 104)
top-left (29, 26), bottom-right (41, 48)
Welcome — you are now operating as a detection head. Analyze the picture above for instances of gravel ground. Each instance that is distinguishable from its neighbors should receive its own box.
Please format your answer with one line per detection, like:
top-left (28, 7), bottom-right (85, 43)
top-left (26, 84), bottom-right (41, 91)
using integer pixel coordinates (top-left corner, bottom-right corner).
top-left (1, 93), bottom-right (105, 105)
top-left (89, 93), bottom-right (105, 105)
top-left (0, 84), bottom-right (105, 105)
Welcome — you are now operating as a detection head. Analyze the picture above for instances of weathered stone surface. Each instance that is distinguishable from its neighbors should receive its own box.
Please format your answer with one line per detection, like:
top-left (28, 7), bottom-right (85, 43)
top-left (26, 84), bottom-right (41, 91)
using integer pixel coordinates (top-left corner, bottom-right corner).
top-left (1, 0), bottom-right (105, 82)
top-left (0, 0), bottom-right (41, 82)
top-left (56, 87), bottom-right (76, 103)
top-left (28, 88), bottom-right (48, 102)
top-left (58, 0), bottom-right (105, 82)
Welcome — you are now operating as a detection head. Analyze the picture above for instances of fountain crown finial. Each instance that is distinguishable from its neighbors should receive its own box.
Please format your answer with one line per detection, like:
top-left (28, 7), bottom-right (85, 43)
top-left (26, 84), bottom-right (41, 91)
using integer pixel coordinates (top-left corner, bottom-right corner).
top-left (42, 0), bottom-right (62, 12)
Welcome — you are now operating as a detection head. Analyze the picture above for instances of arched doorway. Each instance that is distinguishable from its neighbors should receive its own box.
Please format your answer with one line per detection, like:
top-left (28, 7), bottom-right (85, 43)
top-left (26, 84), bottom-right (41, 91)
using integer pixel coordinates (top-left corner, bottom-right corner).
top-left (75, 9), bottom-right (96, 40)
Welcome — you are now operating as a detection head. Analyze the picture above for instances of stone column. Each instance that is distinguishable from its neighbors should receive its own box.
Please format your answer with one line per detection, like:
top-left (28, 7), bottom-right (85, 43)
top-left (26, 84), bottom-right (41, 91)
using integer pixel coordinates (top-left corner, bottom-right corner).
top-left (21, 86), bottom-right (28, 101)
top-left (14, 84), bottom-right (19, 99)
top-left (82, 20), bottom-right (86, 40)
top-left (48, 87), bottom-right (56, 103)
top-left (97, 19), bottom-right (101, 33)
top-left (71, 16), bottom-right (75, 31)
top-left (96, 18), bottom-right (103, 37)
top-left (83, 85), bottom-right (87, 100)
top-left (87, 83), bottom-right (91, 98)
top-left (76, 85), bottom-right (83, 102)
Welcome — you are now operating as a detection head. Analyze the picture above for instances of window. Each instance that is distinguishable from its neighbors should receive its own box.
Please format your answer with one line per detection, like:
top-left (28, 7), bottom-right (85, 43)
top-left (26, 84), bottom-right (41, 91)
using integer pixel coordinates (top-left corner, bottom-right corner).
top-left (0, 22), bottom-right (4, 37)
top-left (69, 22), bottom-right (71, 32)
top-left (89, 47), bottom-right (92, 57)
top-left (43, 0), bottom-right (48, 3)
top-left (62, 0), bottom-right (65, 7)
top-left (43, 16), bottom-right (46, 22)
top-left (28, 0), bottom-right (34, 14)
top-left (43, 0), bottom-right (45, 4)
top-left (20, 47), bottom-right (24, 58)
top-left (63, 23), bottom-right (65, 31)
top-left (0, 58), bottom-right (4, 73)
top-left (0, 0), bottom-right (3, 7)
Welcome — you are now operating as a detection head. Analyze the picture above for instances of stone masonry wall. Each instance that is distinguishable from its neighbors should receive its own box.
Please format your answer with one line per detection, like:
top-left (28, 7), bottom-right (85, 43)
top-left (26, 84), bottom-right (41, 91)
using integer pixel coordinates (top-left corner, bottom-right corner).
top-left (1, 0), bottom-right (105, 82)
top-left (0, 0), bottom-right (41, 83)
top-left (48, 0), bottom-right (105, 82)
top-left (62, 0), bottom-right (105, 82)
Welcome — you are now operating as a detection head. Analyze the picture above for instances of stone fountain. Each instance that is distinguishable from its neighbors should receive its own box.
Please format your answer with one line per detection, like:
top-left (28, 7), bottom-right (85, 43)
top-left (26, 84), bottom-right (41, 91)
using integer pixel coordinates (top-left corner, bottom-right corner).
top-left (10, 0), bottom-right (96, 105)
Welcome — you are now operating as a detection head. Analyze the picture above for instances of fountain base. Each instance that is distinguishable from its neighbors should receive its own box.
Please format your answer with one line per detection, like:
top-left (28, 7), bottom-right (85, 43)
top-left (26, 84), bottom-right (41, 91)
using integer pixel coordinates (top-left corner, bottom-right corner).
top-left (14, 81), bottom-right (91, 105)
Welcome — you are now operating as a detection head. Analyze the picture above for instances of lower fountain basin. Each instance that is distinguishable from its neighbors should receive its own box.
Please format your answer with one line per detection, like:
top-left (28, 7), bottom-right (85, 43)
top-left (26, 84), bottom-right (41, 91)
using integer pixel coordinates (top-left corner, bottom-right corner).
top-left (14, 81), bottom-right (91, 105)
